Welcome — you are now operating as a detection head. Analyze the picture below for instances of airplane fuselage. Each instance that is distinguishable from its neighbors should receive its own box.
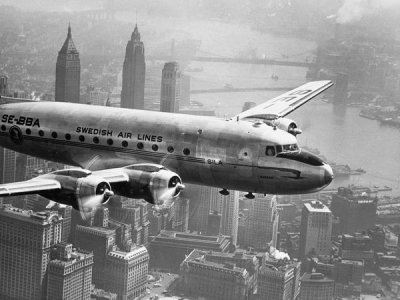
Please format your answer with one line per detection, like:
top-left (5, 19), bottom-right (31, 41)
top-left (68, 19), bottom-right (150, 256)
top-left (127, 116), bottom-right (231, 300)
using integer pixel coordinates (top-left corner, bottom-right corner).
top-left (0, 102), bottom-right (333, 194)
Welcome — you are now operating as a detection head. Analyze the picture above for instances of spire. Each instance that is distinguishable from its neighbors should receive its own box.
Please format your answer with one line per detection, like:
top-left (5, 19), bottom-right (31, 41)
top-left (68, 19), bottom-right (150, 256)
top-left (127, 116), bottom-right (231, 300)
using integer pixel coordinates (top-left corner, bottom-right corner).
top-left (131, 24), bottom-right (141, 42)
top-left (60, 23), bottom-right (78, 54)
top-left (68, 22), bottom-right (71, 38)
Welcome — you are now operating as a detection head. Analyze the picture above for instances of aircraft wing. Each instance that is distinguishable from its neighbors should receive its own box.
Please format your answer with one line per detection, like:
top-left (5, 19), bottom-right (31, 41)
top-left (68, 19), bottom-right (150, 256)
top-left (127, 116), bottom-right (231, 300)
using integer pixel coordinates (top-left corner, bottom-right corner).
top-left (236, 80), bottom-right (333, 121)
top-left (0, 179), bottom-right (61, 197)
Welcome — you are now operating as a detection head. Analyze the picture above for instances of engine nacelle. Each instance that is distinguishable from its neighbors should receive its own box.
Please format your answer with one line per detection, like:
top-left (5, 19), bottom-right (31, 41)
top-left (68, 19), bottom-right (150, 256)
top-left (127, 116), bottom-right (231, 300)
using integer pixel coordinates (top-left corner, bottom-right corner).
top-left (276, 118), bottom-right (302, 136)
top-left (38, 170), bottom-right (113, 220)
top-left (112, 164), bottom-right (184, 207)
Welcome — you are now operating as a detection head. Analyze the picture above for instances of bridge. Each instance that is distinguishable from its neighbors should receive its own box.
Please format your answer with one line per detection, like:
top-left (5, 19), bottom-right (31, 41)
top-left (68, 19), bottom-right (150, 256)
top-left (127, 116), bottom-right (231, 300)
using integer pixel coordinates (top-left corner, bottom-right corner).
top-left (192, 56), bottom-right (314, 67)
top-left (190, 87), bottom-right (294, 94)
top-left (150, 56), bottom-right (314, 68)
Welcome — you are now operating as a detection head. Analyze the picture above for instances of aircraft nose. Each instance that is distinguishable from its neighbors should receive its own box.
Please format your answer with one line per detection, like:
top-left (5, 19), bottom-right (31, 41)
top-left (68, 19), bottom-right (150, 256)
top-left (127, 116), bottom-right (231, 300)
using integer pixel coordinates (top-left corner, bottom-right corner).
top-left (323, 163), bottom-right (334, 186)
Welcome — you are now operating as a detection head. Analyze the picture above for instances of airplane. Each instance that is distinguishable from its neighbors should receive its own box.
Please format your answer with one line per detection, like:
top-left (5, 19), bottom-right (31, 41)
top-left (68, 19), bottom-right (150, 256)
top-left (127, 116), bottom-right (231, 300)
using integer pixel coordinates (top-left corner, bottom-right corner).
top-left (0, 80), bottom-right (334, 220)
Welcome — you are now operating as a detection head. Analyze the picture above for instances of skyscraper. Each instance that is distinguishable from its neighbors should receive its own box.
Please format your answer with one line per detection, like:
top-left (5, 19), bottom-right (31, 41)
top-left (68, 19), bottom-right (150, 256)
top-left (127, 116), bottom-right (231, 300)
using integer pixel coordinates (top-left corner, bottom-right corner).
top-left (121, 24), bottom-right (145, 110)
top-left (300, 273), bottom-right (334, 300)
top-left (0, 75), bottom-right (8, 96)
top-left (0, 206), bottom-right (63, 300)
top-left (216, 190), bottom-right (239, 245)
top-left (104, 246), bottom-right (149, 299)
top-left (55, 24), bottom-right (80, 103)
top-left (243, 194), bottom-right (279, 250)
top-left (186, 184), bottom-right (212, 234)
top-left (257, 257), bottom-right (301, 300)
top-left (299, 201), bottom-right (332, 258)
top-left (47, 243), bottom-right (93, 300)
top-left (331, 187), bottom-right (377, 234)
top-left (160, 61), bottom-right (181, 113)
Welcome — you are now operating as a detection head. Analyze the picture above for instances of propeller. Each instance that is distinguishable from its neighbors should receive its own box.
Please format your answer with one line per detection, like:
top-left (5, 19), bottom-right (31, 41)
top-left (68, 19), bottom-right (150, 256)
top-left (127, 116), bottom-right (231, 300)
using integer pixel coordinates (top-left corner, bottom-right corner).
top-left (153, 176), bottom-right (185, 212)
top-left (78, 182), bottom-right (114, 221)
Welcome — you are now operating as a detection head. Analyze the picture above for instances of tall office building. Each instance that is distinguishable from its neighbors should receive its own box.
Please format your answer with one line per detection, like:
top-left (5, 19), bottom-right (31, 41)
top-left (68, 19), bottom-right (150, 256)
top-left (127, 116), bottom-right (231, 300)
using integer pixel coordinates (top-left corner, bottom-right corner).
top-left (243, 194), bottom-right (279, 250)
top-left (180, 74), bottom-right (191, 106)
top-left (185, 184), bottom-right (213, 234)
top-left (74, 225), bottom-right (116, 288)
top-left (172, 197), bottom-right (190, 232)
top-left (108, 197), bottom-right (149, 245)
top-left (334, 259), bottom-right (364, 298)
top-left (219, 191), bottom-right (239, 245)
top-left (160, 62), bottom-right (181, 113)
top-left (207, 211), bottom-right (222, 236)
top-left (331, 187), bottom-right (377, 234)
top-left (300, 273), bottom-right (334, 300)
top-left (0, 206), bottom-right (63, 300)
top-left (257, 258), bottom-right (301, 300)
top-left (340, 233), bottom-right (374, 270)
top-left (0, 147), bottom-right (17, 183)
top-left (47, 243), bottom-right (93, 300)
top-left (55, 24), bottom-right (80, 103)
top-left (0, 75), bottom-right (8, 96)
top-left (180, 249), bottom-right (258, 300)
top-left (299, 201), bottom-right (332, 258)
top-left (104, 246), bottom-right (149, 300)
top-left (54, 205), bottom-right (72, 242)
top-left (121, 24), bottom-right (145, 109)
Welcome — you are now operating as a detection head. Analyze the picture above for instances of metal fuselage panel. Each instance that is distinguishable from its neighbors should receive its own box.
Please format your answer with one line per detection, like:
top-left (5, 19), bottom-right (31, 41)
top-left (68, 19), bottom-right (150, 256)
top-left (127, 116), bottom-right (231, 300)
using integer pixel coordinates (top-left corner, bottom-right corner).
top-left (0, 102), bottom-right (328, 194)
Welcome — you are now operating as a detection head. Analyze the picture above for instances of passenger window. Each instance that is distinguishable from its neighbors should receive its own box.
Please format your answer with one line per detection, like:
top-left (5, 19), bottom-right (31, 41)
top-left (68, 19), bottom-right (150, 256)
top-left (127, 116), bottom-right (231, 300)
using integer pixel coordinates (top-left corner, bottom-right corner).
top-left (137, 142), bottom-right (144, 149)
top-left (167, 146), bottom-right (174, 153)
top-left (93, 137), bottom-right (99, 144)
top-left (183, 148), bottom-right (190, 155)
top-left (266, 146), bottom-right (276, 156)
top-left (107, 139), bottom-right (113, 146)
top-left (122, 141), bottom-right (128, 148)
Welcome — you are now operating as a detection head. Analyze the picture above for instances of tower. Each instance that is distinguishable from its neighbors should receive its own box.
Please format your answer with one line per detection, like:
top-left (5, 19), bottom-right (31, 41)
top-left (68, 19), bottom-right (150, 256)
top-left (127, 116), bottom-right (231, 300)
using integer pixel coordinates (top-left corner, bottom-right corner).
top-left (47, 243), bottom-right (93, 300)
top-left (299, 201), bottom-right (332, 258)
top-left (55, 24), bottom-right (80, 103)
top-left (160, 61), bottom-right (181, 113)
top-left (243, 194), bottom-right (279, 250)
top-left (209, 189), bottom-right (239, 245)
top-left (121, 24), bottom-right (146, 110)
top-left (0, 207), bottom-right (63, 300)
top-left (0, 75), bottom-right (8, 96)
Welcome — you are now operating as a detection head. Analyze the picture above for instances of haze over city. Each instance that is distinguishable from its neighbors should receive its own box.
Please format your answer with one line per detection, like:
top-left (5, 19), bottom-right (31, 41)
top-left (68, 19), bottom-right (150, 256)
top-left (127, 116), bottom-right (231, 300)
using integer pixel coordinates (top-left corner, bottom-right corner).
top-left (0, 1), bottom-right (400, 300)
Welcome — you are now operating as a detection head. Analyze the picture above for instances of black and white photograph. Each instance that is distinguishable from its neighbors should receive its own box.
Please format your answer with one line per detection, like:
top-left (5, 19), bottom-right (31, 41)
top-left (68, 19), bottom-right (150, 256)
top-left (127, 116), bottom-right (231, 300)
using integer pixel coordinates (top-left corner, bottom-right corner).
top-left (0, 1), bottom-right (399, 299)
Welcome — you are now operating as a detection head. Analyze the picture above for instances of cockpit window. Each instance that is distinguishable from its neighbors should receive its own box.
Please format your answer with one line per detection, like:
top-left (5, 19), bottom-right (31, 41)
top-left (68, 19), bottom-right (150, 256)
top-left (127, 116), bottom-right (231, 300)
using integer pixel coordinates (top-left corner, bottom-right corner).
top-left (283, 144), bottom-right (299, 151)
top-left (266, 146), bottom-right (276, 156)
top-left (266, 144), bottom-right (298, 156)
top-left (277, 149), bottom-right (324, 166)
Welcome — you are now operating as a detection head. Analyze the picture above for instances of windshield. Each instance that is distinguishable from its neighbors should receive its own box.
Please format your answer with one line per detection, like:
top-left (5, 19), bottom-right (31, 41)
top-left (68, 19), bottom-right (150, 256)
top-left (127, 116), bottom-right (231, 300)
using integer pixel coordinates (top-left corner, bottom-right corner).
top-left (276, 149), bottom-right (325, 166)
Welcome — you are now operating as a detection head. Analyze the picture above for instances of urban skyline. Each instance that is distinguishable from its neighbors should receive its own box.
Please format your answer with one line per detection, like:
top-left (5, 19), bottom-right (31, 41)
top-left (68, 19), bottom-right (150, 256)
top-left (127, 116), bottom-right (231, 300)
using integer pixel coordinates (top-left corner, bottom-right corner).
top-left (0, 1), bottom-right (400, 299)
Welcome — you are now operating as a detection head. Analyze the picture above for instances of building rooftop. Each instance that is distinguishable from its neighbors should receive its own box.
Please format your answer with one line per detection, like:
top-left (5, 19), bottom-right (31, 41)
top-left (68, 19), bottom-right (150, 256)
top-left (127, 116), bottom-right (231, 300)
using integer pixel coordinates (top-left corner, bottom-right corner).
top-left (304, 201), bottom-right (331, 213)
top-left (301, 272), bottom-right (334, 283)
top-left (107, 246), bottom-right (148, 261)
top-left (182, 249), bottom-right (249, 277)
top-left (76, 225), bottom-right (115, 237)
top-left (0, 205), bottom-right (62, 225)
top-left (151, 230), bottom-right (231, 249)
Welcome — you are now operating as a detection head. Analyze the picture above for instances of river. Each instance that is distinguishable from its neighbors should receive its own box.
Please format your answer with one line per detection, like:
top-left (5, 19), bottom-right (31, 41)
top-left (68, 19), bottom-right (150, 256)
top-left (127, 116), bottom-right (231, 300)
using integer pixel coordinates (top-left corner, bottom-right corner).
top-left (189, 61), bottom-right (400, 197)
